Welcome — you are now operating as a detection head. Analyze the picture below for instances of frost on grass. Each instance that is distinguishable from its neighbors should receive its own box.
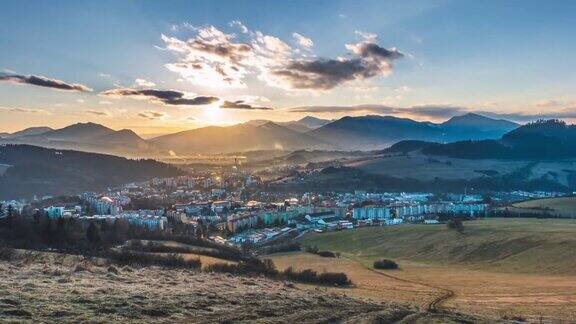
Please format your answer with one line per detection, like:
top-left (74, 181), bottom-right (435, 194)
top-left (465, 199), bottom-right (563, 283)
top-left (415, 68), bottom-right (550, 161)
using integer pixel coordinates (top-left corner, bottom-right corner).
top-left (0, 259), bottom-right (412, 323)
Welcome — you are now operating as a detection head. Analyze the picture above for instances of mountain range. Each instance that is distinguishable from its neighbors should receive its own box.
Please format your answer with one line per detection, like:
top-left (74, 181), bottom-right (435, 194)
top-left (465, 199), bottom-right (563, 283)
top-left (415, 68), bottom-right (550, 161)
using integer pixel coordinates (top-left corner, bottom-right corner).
top-left (0, 113), bottom-right (520, 156)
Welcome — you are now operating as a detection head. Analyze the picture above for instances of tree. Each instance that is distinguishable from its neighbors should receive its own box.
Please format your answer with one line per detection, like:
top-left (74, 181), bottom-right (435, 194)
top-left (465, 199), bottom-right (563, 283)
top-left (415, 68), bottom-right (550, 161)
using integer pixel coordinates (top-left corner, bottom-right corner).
top-left (447, 218), bottom-right (464, 233)
top-left (86, 222), bottom-right (102, 245)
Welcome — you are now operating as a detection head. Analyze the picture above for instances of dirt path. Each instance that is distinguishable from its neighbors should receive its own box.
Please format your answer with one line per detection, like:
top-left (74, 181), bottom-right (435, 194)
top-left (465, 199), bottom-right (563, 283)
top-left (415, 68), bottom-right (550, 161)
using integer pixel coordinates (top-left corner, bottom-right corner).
top-left (345, 256), bottom-right (456, 313)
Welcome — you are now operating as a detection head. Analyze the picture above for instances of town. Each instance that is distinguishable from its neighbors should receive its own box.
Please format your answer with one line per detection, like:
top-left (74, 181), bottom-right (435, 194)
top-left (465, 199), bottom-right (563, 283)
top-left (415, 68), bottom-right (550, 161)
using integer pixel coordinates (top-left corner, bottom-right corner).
top-left (1, 170), bottom-right (570, 248)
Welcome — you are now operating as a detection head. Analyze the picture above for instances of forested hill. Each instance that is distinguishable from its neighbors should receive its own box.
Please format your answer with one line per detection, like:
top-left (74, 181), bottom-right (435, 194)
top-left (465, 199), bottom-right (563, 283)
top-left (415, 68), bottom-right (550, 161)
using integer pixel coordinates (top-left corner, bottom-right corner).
top-left (0, 144), bottom-right (185, 199)
top-left (422, 120), bottom-right (576, 159)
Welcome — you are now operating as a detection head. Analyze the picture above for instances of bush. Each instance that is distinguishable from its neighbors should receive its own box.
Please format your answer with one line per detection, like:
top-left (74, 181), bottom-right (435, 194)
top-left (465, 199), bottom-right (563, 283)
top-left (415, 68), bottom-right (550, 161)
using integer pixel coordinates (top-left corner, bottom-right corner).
top-left (106, 249), bottom-right (201, 269)
top-left (305, 245), bottom-right (337, 258)
top-left (282, 266), bottom-right (351, 286)
top-left (373, 259), bottom-right (398, 270)
top-left (316, 251), bottom-right (337, 258)
top-left (447, 219), bottom-right (464, 233)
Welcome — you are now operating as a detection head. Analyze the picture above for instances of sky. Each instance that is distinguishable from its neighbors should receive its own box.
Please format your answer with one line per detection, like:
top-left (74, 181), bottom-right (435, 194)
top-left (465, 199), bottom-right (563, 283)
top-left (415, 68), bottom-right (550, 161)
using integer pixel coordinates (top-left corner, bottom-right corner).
top-left (1, 0), bottom-right (575, 135)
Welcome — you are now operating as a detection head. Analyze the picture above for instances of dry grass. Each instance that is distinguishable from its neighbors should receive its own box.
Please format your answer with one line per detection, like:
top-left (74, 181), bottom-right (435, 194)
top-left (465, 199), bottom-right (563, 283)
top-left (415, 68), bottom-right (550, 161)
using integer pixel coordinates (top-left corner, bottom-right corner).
top-left (0, 257), bottom-right (416, 323)
top-left (272, 253), bottom-right (576, 322)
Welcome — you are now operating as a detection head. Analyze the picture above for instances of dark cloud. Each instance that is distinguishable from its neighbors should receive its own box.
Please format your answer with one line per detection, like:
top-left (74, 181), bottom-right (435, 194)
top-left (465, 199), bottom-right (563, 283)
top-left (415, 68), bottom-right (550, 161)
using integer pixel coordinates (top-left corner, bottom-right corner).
top-left (272, 41), bottom-right (403, 90)
top-left (0, 72), bottom-right (92, 92)
top-left (220, 100), bottom-right (273, 110)
top-left (100, 88), bottom-right (219, 106)
top-left (273, 59), bottom-right (369, 90)
top-left (138, 110), bottom-right (168, 120)
top-left (85, 110), bottom-right (111, 117)
top-left (0, 106), bottom-right (48, 114)
top-left (353, 43), bottom-right (404, 60)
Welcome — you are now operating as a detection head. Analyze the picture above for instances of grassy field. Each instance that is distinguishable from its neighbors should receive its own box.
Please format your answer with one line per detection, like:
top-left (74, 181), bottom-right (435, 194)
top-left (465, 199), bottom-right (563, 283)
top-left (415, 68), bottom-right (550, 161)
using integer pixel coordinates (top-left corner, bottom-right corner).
top-left (504, 196), bottom-right (576, 218)
top-left (299, 218), bottom-right (576, 275)
top-left (271, 218), bottom-right (576, 321)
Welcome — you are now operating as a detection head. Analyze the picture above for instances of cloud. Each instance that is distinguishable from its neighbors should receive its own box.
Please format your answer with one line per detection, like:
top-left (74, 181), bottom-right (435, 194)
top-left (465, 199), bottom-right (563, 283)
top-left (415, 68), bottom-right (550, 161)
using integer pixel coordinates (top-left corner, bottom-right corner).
top-left (288, 104), bottom-right (468, 119)
top-left (100, 88), bottom-right (219, 106)
top-left (99, 100), bottom-right (113, 105)
top-left (138, 110), bottom-right (168, 120)
top-left (160, 24), bottom-right (403, 91)
top-left (535, 99), bottom-right (563, 108)
top-left (220, 100), bottom-right (272, 110)
top-left (229, 20), bottom-right (249, 33)
top-left (161, 26), bottom-right (252, 88)
top-left (292, 33), bottom-right (313, 49)
top-left (0, 72), bottom-right (92, 92)
top-left (85, 109), bottom-right (111, 117)
top-left (0, 106), bottom-right (49, 114)
top-left (134, 78), bottom-right (156, 87)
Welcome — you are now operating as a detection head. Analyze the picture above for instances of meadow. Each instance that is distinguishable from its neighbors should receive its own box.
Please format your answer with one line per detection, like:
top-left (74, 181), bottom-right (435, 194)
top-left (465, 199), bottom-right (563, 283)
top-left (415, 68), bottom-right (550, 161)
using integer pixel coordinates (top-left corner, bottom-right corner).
top-left (504, 196), bottom-right (576, 218)
top-left (272, 218), bottom-right (576, 321)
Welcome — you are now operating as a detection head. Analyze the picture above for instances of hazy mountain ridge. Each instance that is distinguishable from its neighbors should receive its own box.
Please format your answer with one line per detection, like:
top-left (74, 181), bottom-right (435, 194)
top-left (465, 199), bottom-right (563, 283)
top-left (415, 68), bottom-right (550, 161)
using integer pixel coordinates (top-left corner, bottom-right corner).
top-left (150, 121), bottom-right (332, 154)
top-left (0, 114), bottom-right (519, 156)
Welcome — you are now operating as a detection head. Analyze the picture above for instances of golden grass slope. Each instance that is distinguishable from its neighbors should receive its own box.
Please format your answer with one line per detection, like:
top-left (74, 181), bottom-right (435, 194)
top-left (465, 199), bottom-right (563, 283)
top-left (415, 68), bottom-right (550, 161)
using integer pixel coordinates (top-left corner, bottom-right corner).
top-left (300, 218), bottom-right (576, 275)
top-left (0, 257), bottom-right (414, 323)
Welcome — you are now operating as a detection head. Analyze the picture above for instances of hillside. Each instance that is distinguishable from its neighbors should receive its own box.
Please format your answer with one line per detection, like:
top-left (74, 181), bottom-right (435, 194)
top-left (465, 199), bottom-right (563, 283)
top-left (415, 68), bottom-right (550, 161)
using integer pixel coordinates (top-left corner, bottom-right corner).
top-left (423, 120), bottom-right (576, 159)
top-left (504, 196), bottom-right (576, 217)
top-left (0, 145), bottom-right (184, 199)
top-left (151, 122), bottom-right (330, 154)
top-left (301, 218), bottom-right (576, 275)
top-left (0, 257), bottom-right (416, 323)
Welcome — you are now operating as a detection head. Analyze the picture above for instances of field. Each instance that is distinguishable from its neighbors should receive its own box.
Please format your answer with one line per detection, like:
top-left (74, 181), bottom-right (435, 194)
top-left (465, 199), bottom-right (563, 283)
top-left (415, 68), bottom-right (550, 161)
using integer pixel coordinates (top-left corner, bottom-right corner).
top-left (272, 219), bottom-right (576, 321)
top-left (504, 197), bottom-right (576, 218)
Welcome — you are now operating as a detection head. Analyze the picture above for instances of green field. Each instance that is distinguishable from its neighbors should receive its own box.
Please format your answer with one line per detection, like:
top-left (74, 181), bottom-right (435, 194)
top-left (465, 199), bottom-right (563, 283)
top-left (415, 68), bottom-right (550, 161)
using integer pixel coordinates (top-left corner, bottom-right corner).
top-left (300, 218), bottom-right (576, 275)
top-left (505, 196), bottom-right (576, 217)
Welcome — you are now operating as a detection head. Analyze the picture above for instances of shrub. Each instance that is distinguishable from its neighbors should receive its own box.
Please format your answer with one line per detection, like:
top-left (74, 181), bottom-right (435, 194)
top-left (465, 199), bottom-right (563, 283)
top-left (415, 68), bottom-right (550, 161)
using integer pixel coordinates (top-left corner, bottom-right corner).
top-left (373, 259), bottom-right (399, 270)
top-left (106, 249), bottom-right (201, 269)
top-left (305, 245), bottom-right (337, 258)
top-left (316, 251), bottom-right (337, 258)
top-left (447, 219), bottom-right (464, 233)
top-left (282, 267), bottom-right (351, 286)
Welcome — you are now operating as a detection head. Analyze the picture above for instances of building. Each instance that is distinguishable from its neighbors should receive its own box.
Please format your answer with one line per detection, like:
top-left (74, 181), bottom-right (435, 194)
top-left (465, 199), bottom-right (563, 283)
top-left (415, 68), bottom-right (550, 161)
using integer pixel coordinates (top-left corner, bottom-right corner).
top-left (352, 206), bottom-right (391, 220)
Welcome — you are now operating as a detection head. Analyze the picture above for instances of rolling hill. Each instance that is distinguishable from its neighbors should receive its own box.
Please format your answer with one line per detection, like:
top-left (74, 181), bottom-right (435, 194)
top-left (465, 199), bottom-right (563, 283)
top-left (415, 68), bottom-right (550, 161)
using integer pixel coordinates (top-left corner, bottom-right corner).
top-left (0, 144), bottom-right (184, 199)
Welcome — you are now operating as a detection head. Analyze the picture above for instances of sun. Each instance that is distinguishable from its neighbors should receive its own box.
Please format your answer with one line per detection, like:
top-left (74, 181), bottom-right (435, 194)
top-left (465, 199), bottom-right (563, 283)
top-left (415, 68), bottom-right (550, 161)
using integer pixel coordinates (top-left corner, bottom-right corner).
top-left (202, 100), bottom-right (224, 124)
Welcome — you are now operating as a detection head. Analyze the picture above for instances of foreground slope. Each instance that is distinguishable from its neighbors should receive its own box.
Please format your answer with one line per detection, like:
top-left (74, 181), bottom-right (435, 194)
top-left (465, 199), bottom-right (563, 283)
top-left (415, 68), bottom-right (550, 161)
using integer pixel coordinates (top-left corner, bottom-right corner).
top-left (0, 259), bottom-right (413, 323)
